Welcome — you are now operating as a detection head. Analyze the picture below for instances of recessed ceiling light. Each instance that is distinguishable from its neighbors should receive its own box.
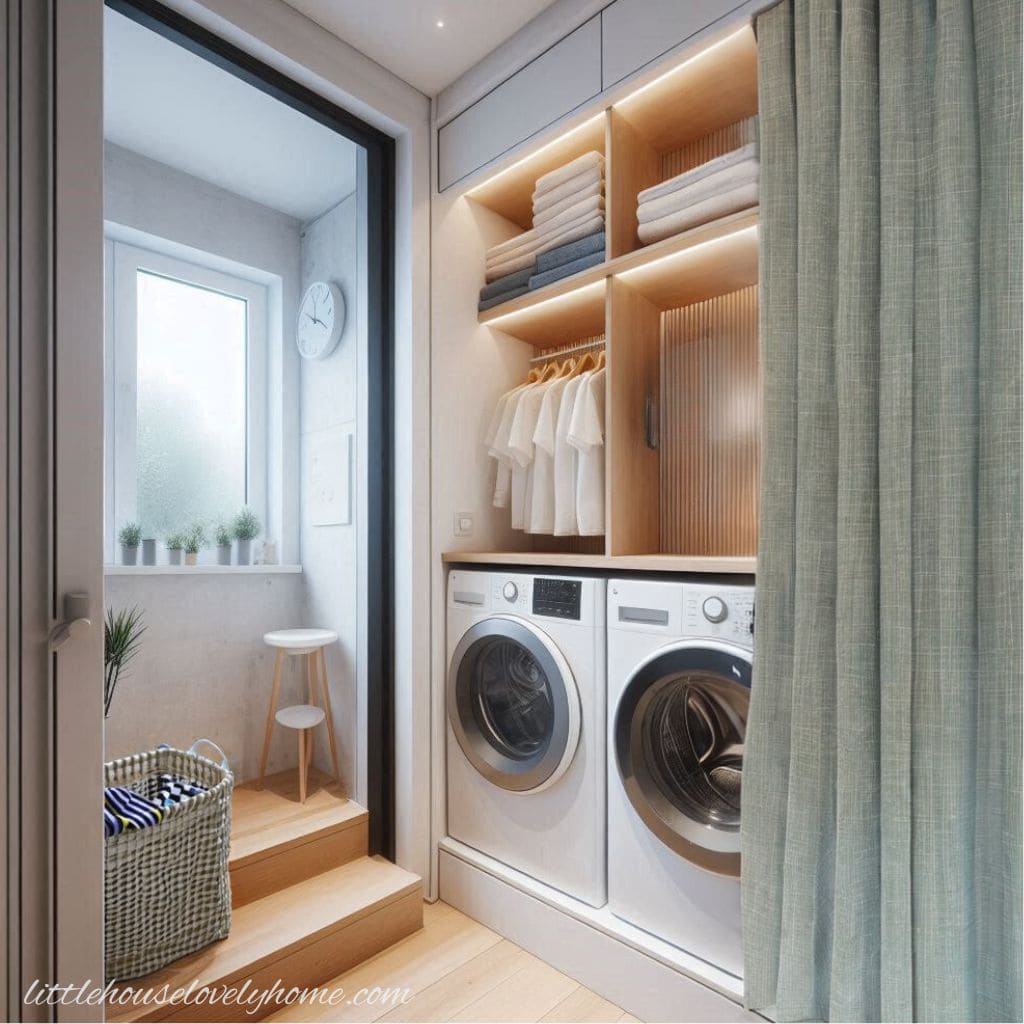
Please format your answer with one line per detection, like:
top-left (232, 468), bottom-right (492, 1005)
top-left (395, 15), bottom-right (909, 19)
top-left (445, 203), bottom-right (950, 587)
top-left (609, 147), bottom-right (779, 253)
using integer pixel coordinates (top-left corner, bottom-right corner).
top-left (436, 19), bottom-right (445, 28)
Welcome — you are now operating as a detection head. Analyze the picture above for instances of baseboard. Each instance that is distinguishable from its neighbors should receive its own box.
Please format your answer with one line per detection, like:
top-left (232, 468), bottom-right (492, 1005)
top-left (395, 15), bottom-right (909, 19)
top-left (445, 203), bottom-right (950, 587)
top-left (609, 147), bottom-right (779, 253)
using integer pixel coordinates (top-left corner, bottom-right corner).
top-left (439, 840), bottom-right (761, 1023)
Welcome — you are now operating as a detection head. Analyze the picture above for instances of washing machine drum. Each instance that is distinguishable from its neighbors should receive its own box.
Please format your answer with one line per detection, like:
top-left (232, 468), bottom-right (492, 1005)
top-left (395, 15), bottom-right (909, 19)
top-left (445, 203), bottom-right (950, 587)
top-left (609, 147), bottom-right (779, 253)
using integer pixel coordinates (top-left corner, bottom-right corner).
top-left (615, 641), bottom-right (751, 876)
top-left (448, 616), bottom-right (581, 793)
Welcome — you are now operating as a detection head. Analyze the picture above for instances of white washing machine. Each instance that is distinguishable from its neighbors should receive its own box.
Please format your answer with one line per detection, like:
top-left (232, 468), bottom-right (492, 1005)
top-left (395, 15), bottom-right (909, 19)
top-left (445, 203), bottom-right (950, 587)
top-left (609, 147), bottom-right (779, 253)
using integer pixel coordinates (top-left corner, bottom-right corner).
top-left (607, 577), bottom-right (754, 979)
top-left (446, 569), bottom-right (606, 907)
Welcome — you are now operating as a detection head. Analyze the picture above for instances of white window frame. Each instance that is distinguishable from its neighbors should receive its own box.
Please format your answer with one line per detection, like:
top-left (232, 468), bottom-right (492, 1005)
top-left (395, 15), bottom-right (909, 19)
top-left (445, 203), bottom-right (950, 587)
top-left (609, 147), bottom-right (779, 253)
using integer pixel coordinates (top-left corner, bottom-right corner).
top-left (105, 238), bottom-right (268, 559)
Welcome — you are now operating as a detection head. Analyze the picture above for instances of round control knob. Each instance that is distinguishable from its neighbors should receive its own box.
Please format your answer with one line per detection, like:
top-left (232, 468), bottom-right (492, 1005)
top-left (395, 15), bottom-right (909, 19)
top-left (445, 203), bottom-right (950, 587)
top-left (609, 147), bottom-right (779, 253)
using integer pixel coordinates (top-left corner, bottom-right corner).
top-left (502, 581), bottom-right (519, 603)
top-left (702, 596), bottom-right (728, 623)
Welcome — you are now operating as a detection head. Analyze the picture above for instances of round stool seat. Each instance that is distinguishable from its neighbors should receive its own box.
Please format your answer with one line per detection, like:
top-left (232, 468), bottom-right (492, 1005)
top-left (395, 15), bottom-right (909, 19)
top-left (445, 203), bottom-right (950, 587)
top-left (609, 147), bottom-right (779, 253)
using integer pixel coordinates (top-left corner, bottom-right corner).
top-left (264, 628), bottom-right (338, 655)
top-left (275, 704), bottom-right (325, 730)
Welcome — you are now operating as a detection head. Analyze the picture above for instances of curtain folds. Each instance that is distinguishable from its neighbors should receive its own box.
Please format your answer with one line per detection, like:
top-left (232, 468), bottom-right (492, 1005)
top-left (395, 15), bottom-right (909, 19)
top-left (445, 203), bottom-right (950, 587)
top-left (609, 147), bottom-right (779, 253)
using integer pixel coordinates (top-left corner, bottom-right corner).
top-left (742, 1), bottom-right (1022, 1020)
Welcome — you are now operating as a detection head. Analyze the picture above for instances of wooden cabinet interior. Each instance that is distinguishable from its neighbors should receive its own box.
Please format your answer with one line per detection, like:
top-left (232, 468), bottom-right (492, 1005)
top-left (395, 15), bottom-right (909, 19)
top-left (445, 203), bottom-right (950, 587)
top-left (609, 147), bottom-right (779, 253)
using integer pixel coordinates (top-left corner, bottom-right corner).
top-left (459, 22), bottom-right (762, 570)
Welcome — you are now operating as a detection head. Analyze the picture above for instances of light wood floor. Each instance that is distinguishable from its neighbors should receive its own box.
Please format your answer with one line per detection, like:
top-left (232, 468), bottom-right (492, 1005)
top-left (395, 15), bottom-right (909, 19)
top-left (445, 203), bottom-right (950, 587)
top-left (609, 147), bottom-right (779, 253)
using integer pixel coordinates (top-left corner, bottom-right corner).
top-left (269, 900), bottom-right (641, 1024)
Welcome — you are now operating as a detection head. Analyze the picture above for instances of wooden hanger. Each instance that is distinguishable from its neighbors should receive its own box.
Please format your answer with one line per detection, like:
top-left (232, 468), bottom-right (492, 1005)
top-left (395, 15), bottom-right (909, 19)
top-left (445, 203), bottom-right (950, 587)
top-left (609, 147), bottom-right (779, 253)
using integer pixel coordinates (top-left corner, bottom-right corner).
top-left (595, 349), bottom-right (606, 370)
top-left (525, 367), bottom-right (541, 383)
top-left (538, 361), bottom-right (559, 382)
top-left (570, 351), bottom-right (597, 377)
top-left (556, 356), bottom-right (576, 377)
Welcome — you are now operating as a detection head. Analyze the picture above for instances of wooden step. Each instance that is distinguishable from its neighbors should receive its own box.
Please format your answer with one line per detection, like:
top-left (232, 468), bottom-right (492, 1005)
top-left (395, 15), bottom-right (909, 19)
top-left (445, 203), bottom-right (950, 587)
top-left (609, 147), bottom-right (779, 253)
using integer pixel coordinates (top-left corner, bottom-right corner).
top-left (107, 856), bottom-right (423, 1023)
top-left (230, 769), bottom-right (367, 906)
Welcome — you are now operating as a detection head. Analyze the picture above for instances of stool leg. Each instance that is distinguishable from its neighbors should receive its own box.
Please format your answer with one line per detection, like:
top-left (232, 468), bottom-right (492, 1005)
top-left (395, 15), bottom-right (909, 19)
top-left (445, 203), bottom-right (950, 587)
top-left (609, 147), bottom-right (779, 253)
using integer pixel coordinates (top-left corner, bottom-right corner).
top-left (317, 648), bottom-right (343, 788)
top-left (298, 729), bottom-right (307, 804)
top-left (304, 653), bottom-right (317, 777)
top-left (257, 649), bottom-right (285, 789)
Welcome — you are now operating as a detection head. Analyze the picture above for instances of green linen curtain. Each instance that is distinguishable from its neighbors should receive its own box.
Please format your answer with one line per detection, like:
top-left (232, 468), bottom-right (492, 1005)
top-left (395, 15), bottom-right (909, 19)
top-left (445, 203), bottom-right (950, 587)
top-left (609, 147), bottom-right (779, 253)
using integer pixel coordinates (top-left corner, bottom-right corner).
top-left (742, 1), bottom-right (1022, 1020)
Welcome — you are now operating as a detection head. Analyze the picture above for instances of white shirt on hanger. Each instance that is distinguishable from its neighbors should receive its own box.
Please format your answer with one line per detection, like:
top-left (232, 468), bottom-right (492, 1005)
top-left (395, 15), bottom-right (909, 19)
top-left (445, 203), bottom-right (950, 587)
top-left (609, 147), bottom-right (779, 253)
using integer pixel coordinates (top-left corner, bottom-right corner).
top-left (553, 372), bottom-right (590, 535)
top-left (567, 368), bottom-right (606, 536)
top-left (486, 383), bottom-right (529, 508)
top-left (530, 375), bottom-right (571, 534)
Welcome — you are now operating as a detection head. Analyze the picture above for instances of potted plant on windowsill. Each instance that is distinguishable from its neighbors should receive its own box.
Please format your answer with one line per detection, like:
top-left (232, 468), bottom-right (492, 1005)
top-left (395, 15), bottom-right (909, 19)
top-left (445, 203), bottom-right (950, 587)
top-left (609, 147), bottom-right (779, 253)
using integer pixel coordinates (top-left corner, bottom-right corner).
top-left (232, 507), bottom-right (260, 566)
top-left (118, 522), bottom-right (142, 565)
top-left (184, 524), bottom-right (206, 567)
top-left (166, 532), bottom-right (184, 566)
top-left (141, 537), bottom-right (157, 566)
top-left (215, 523), bottom-right (232, 566)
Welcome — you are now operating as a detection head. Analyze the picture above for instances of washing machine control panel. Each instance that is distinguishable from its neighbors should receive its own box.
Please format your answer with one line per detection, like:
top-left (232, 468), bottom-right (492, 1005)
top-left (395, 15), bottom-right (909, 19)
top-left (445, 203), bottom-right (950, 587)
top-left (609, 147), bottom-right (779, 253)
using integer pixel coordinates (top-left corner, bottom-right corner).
top-left (532, 578), bottom-right (582, 620)
top-left (492, 575), bottom-right (531, 612)
top-left (684, 587), bottom-right (755, 646)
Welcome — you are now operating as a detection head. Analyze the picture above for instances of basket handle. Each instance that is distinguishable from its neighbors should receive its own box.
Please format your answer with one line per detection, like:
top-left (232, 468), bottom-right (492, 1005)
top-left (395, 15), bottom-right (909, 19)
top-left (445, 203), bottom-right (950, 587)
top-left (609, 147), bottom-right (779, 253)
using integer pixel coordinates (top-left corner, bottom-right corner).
top-left (189, 738), bottom-right (230, 772)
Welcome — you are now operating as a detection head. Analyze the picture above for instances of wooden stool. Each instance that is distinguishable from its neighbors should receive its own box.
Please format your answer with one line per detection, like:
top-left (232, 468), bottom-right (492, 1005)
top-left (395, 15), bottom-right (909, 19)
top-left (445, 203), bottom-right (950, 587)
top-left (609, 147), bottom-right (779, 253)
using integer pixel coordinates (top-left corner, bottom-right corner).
top-left (274, 705), bottom-right (325, 803)
top-left (258, 628), bottom-right (342, 797)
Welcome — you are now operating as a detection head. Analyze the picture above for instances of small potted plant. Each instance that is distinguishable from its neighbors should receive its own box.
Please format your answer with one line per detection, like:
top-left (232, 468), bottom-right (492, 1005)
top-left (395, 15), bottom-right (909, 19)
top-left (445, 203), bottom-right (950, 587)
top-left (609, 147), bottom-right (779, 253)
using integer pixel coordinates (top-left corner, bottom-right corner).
top-left (141, 536), bottom-right (157, 566)
top-left (214, 522), bottom-right (232, 565)
top-left (232, 507), bottom-right (260, 565)
top-left (118, 522), bottom-right (141, 565)
top-left (183, 524), bottom-right (206, 566)
top-left (166, 531), bottom-right (184, 566)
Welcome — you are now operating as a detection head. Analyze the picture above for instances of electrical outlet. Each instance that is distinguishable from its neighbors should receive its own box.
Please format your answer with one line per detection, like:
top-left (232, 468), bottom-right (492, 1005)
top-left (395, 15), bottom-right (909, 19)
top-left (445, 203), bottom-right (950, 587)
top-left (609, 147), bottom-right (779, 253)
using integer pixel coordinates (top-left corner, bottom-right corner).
top-left (454, 511), bottom-right (474, 537)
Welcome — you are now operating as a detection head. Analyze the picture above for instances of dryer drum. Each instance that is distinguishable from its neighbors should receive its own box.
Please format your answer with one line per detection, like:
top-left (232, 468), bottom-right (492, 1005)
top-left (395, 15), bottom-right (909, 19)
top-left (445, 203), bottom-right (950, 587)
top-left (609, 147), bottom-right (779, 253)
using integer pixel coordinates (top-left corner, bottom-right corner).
top-left (615, 643), bottom-right (751, 876)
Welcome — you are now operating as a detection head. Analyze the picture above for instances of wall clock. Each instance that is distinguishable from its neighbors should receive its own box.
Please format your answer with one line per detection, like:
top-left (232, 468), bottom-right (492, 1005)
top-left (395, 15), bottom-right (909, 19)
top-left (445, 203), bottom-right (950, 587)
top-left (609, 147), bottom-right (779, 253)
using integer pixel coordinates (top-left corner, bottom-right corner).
top-left (296, 280), bottom-right (345, 360)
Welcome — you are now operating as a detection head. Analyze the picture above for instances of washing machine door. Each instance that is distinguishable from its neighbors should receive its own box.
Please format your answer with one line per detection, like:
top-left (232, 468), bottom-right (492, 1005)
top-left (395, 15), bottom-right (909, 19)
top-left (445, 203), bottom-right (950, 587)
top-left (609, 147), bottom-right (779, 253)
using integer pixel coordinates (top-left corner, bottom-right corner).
top-left (448, 615), bottom-right (581, 793)
top-left (615, 639), bottom-right (750, 877)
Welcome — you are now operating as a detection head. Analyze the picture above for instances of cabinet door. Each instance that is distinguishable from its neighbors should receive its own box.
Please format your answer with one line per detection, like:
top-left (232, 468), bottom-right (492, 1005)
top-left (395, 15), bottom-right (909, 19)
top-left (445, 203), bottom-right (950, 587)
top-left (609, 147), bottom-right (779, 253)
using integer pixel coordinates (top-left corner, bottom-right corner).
top-left (438, 16), bottom-right (601, 192)
top-left (601, 0), bottom-right (746, 90)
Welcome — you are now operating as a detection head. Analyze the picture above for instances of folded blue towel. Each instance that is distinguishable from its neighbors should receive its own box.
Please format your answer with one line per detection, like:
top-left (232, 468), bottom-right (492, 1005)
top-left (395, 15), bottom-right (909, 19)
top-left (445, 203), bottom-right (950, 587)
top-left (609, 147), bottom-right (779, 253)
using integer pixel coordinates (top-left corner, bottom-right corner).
top-left (104, 786), bottom-right (163, 837)
top-left (479, 285), bottom-right (530, 312)
top-left (479, 266), bottom-right (535, 302)
top-left (535, 231), bottom-right (605, 274)
top-left (529, 250), bottom-right (605, 291)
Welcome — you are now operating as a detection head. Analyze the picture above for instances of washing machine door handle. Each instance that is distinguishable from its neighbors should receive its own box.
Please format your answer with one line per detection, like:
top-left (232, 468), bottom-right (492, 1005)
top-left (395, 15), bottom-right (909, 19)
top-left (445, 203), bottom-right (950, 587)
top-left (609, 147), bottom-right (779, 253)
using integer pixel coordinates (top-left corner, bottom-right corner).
top-left (447, 615), bottom-right (582, 794)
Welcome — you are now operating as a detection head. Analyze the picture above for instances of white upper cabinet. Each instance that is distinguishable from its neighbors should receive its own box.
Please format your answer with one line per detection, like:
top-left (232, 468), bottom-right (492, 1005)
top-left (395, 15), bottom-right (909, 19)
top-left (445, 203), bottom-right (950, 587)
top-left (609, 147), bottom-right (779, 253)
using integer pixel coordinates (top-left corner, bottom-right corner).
top-left (601, 0), bottom-right (746, 89)
top-left (438, 17), bottom-right (601, 193)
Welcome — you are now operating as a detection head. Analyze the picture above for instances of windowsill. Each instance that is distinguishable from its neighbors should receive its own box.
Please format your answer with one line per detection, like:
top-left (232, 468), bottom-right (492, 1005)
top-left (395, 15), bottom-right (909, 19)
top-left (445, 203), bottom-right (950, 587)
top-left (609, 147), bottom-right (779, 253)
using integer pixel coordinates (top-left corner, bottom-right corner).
top-left (104, 564), bottom-right (303, 576)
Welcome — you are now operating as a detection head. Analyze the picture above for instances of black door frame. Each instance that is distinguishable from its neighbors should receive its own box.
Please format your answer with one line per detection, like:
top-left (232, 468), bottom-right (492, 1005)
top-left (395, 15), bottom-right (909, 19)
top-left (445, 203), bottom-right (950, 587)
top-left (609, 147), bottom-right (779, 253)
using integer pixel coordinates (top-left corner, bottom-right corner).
top-left (105, 0), bottom-right (396, 857)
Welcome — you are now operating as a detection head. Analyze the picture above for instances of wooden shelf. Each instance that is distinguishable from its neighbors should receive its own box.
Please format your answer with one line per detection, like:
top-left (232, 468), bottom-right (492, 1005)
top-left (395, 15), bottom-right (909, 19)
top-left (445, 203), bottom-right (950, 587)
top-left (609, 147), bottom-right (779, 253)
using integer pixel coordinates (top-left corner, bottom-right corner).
top-left (479, 210), bottom-right (758, 341)
top-left (480, 278), bottom-right (606, 347)
top-left (442, 551), bottom-right (756, 574)
top-left (466, 113), bottom-right (606, 230)
top-left (612, 26), bottom-right (758, 155)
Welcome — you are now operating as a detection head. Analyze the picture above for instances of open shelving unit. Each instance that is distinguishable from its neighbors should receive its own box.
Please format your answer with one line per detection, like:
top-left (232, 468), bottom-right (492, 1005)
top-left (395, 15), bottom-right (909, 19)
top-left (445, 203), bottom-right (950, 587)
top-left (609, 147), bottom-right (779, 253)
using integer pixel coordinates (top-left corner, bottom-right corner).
top-left (451, 24), bottom-right (761, 575)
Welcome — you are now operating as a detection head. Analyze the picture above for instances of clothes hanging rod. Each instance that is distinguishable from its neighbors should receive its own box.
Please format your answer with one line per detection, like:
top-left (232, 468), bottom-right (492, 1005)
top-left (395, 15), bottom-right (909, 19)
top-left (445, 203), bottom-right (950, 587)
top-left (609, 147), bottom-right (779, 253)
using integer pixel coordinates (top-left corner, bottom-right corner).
top-left (529, 338), bottom-right (605, 364)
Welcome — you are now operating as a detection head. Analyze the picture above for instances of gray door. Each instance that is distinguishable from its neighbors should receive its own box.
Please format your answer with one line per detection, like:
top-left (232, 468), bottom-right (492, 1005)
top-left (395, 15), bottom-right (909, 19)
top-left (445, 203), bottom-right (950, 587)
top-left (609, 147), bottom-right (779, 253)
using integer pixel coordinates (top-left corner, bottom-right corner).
top-left (448, 617), bottom-right (580, 793)
top-left (615, 642), bottom-right (751, 876)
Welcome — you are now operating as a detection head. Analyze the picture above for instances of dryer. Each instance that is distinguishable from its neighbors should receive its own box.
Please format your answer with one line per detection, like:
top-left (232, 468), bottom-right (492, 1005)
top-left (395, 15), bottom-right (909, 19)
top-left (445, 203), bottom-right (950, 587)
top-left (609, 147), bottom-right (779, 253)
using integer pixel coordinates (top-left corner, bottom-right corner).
top-left (607, 577), bottom-right (754, 978)
top-left (446, 569), bottom-right (606, 907)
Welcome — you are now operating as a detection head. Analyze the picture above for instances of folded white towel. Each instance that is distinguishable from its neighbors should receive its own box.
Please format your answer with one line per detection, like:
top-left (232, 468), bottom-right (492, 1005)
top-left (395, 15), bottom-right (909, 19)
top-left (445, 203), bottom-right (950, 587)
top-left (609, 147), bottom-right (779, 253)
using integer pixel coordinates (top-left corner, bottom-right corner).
top-left (636, 182), bottom-right (759, 245)
top-left (532, 180), bottom-right (603, 223)
top-left (534, 151), bottom-right (604, 196)
top-left (638, 143), bottom-right (758, 206)
top-left (638, 158), bottom-right (758, 224)
top-left (486, 195), bottom-right (605, 269)
top-left (533, 193), bottom-right (605, 233)
top-left (486, 227), bottom-right (537, 263)
top-left (532, 167), bottom-right (604, 214)
top-left (485, 213), bottom-right (605, 282)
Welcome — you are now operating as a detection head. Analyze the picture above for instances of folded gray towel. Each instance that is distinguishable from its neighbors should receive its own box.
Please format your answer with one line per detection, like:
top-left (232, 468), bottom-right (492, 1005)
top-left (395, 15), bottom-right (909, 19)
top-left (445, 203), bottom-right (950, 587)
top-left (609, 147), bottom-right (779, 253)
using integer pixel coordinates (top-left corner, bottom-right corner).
top-left (479, 285), bottom-right (530, 311)
top-left (479, 266), bottom-right (535, 301)
top-left (529, 250), bottom-right (604, 291)
top-left (536, 231), bottom-right (605, 273)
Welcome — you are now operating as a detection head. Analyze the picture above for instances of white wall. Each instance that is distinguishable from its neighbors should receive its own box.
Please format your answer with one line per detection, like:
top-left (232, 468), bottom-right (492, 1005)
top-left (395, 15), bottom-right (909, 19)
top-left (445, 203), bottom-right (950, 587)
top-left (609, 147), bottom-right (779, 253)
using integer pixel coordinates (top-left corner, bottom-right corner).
top-left (298, 189), bottom-right (367, 800)
top-left (103, 572), bottom-right (307, 782)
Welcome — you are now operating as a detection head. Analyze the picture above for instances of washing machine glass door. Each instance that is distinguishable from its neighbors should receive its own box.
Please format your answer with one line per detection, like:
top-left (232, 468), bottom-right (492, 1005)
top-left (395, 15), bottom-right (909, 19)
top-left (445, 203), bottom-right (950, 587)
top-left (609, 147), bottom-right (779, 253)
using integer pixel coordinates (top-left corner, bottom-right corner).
top-left (615, 640), bottom-right (750, 876)
top-left (448, 616), bottom-right (581, 793)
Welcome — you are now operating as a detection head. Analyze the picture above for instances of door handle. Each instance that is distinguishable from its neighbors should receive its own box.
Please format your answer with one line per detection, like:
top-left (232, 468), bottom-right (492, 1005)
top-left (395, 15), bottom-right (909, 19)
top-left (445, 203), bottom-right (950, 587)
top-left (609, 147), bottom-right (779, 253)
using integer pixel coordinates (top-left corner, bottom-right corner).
top-left (48, 591), bottom-right (91, 652)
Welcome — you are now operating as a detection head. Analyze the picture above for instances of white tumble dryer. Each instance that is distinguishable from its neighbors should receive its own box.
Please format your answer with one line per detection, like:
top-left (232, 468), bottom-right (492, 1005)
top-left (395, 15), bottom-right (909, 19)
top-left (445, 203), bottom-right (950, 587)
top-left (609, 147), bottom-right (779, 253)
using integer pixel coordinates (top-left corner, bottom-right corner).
top-left (446, 569), bottom-right (606, 907)
top-left (607, 577), bottom-right (754, 979)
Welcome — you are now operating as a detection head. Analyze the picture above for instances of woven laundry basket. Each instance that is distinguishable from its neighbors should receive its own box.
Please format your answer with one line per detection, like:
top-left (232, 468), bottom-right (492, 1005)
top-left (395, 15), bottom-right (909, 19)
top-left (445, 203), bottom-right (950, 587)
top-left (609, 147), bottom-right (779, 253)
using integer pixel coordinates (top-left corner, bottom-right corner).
top-left (104, 743), bottom-right (233, 981)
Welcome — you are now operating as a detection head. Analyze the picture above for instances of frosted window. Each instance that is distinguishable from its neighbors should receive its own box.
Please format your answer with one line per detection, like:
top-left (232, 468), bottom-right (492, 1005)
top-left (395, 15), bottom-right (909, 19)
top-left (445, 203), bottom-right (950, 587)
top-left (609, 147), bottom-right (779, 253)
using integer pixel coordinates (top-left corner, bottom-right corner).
top-left (135, 271), bottom-right (247, 538)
